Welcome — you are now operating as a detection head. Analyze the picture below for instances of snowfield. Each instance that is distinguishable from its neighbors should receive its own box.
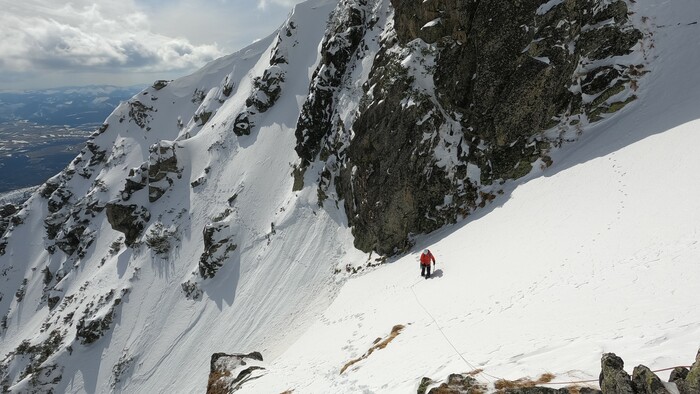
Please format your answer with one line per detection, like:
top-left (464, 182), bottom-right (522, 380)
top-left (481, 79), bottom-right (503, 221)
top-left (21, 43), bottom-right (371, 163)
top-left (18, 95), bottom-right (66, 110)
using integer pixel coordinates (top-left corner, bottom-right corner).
top-left (0, 0), bottom-right (699, 393)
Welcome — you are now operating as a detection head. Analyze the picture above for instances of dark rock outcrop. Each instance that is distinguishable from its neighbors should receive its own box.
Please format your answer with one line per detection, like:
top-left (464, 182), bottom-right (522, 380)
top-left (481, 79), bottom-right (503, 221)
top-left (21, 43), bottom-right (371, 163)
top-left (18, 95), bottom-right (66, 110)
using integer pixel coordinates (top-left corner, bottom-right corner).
top-left (199, 222), bottom-right (237, 279)
top-left (207, 352), bottom-right (265, 394)
top-left (0, 330), bottom-right (66, 391)
top-left (296, 0), bottom-right (644, 255)
top-left (127, 100), bottom-right (153, 129)
top-left (148, 141), bottom-right (181, 203)
top-left (105, 203), bottom-right (151, 246)
top-left (632, 365), bottom-right (670, 394)
top-left (152, 80), bottom-right (169, 90)
top-left (600, 353), bottom-right (635, 394)
top-left (677, 349), bottom-right (700, 394)
top-left (421, 350), bottom-right (700, 394)
top-left (0, 204), bottom-right (18, 242)
top-left (425, 373), bottom-right (487, 393)
top-left (75, 289), bottom-right (127, 345)
top-left (121, 163), bottom-right (148, 201)
top-left (294, 0), bottom-right (369, 166)
top-left (232, 17), bottom-right (296, 137)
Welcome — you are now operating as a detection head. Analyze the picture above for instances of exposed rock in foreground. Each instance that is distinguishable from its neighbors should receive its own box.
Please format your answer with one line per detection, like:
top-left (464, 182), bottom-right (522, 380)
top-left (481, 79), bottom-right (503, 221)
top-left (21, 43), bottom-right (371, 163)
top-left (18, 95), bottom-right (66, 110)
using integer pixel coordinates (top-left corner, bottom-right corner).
top-left (207, 352), bottom-right (266, 394)
top-left (419, 348), bottom-right (700, 393)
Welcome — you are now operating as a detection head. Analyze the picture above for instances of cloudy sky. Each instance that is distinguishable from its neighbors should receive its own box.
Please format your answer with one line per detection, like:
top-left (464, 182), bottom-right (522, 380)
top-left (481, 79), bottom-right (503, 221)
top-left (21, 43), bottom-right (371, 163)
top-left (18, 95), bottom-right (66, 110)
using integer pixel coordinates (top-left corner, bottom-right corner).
top-left (0, 0), bottom-right (305, 91)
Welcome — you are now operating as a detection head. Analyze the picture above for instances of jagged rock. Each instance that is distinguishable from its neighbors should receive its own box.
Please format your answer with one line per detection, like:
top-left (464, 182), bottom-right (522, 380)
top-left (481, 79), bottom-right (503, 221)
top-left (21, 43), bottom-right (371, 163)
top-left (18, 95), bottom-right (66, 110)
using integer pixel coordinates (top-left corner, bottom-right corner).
top-left (231, 20), bottom-right (294, 137)
top-left (76, 290), bottom-right (127, 345)
top-left (194, 110), bottom-right (213, 126)
top-left (233, 110), bottom-right (253, 136)
top-left (152, 80), bottom-right (169, 90)
top-left (199, 222), bottom-right (237, 279)
top-left (630, 365), bottom-right (670, 394)
top-left (111, 353), bottom-right (135, 390)
top-left (417, 377), bottom-right (433, 394)
top-left (54, 223), bottom-right (88, 256)
top-left (44, 210), bottom-right (69, 241)
top-left (39, 177), bottom-right (61, 199)
top-left (294, 0), bottom-right (368, 167)
top-left (76, 303), bottom-right (119, 344)
top-left (105, 203), bottom-right (151, 246)
top-left (145, 222), bottom-right (177, 255)
top-left (86, 141), bottom-right (108, 167)
top-left (670, 367), bottom-right (689, 383)
top-left (246, 66), bottom-right (285, 112)
top-left (181, 281), bottom-right (203, 300)
top-left (599, 353), bottom-right (635, 394)
top-left (91, 123), bottom-right (109, 137)
top-left (122, 163), bottom-right (148, 201)
top-left (0, 330), bottom-right (66, 390)
top-left (0, 204), bottom-right (18, 240)
top-left (148, 141), bottom-right (180, 202)
top-left (678, 349), bottom-right (700, 394)
top-left (207, 352), bottom-right (265, 394)
top-left (423, 373), bottom-right (487, 393)
top-left (128, 100), bottom-right (153, 129)
top-left (47, 187), bottom-right (72, 214)
top-left (309, 0), bottom-right (645, 255)
top-left (0, 204), bottom-right (17, 218)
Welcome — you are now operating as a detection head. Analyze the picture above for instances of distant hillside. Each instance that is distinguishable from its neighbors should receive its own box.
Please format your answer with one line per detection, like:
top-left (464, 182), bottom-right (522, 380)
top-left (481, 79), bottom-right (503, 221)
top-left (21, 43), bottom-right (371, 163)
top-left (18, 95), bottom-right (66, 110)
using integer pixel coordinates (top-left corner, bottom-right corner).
top-left (0, 85), bottom-right (144, 127)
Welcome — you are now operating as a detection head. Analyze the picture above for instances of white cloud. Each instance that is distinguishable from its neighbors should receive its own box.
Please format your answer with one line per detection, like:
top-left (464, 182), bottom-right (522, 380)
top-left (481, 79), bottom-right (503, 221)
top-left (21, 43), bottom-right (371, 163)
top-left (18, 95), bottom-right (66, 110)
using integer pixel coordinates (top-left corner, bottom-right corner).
top-left (0, 0), bottom-right (306, 90)
top-left (257, 0), bottom-right (301, 11)
top-left (0, 0), bottom-right (224, 87)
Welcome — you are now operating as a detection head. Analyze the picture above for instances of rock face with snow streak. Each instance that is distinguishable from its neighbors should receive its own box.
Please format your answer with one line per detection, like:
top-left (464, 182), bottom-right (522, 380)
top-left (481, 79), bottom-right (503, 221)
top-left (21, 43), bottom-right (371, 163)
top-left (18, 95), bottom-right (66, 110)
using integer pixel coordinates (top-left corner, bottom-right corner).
top-left (206, 352), bottom-right (265, 394)
top-left (294, 0), bottom-right (644, 254)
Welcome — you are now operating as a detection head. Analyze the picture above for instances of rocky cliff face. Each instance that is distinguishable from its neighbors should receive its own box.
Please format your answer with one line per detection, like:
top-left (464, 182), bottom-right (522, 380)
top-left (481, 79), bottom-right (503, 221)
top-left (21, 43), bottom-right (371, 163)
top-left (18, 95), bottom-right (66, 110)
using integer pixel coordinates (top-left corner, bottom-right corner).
top-left (295, 0), bottom-right (644, 254)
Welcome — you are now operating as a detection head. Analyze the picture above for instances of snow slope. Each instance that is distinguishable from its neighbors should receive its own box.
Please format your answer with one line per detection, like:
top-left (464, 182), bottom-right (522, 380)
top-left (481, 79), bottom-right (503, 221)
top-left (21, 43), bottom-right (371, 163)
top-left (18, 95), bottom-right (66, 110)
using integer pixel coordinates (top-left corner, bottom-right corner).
top-left (239, 0), bottom-right (700, 392)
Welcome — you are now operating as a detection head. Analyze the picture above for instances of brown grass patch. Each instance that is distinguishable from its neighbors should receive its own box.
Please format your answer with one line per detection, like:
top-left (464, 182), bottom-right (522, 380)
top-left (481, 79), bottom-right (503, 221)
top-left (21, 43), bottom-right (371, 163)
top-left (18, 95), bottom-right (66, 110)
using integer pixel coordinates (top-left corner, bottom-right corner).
top-left (279, 390), bottom-right (294, 394)
top-left (340, 324), bottom-right (405, 374)
top-left (494, 372), bottom-right (556, 391)
top-left (465, 368), bottom-right (484, 376)
top-left (206, 370), bottom-right (232, 394)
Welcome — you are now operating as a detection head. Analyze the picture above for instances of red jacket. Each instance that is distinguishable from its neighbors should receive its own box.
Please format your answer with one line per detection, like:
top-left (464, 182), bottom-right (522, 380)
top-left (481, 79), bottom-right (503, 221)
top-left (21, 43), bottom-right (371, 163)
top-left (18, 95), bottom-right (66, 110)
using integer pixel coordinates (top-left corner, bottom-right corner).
top-left (420, 251), bottom-right (435, 266)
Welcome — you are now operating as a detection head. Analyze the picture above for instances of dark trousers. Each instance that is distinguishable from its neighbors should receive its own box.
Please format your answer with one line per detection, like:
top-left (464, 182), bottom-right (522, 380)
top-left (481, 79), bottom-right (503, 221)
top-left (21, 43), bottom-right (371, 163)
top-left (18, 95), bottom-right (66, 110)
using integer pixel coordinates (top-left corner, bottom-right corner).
top-left (421, 264), bottom-right (432, 278)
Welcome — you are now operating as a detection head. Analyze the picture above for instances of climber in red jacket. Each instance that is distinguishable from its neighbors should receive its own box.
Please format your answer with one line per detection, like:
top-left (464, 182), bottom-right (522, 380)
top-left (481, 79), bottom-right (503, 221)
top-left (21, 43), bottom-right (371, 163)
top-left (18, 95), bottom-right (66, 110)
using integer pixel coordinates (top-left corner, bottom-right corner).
top-left (420, 249), bottom-right (436, 279)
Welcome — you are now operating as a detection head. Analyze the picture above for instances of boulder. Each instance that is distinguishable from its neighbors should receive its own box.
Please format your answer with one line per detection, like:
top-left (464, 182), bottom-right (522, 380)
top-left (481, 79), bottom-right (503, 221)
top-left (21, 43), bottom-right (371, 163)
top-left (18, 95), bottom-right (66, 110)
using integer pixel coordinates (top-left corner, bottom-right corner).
top-left (207, 352), bottom-right (265, 394)
top-left (680, 349), bottom-right (700, 394)
top-left (599, 353), bottom-right (635, 394)
top-left (422, 373), bottom-right (487, 393)
top-left (669, 367), bottom-right (689, 383)
top-left (105, 203), bottom-right (150, 246)
top-left (631, 365), bottom-right (670, 394)
top-left (199, 222), bottom-right (237, 279)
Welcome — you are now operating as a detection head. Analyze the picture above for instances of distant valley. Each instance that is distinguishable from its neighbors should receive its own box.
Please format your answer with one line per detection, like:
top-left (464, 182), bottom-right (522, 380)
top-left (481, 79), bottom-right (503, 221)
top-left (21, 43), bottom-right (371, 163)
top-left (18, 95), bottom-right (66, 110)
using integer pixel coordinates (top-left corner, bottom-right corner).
top-left (0, 85), bottom-right (144, 193)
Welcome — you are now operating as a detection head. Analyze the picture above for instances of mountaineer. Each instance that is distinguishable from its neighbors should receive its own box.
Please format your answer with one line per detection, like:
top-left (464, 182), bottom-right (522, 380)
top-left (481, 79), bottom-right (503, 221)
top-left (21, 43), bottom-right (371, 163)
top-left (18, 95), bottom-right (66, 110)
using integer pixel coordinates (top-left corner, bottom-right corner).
top-left (420, 249), bottom-right (436, 279)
